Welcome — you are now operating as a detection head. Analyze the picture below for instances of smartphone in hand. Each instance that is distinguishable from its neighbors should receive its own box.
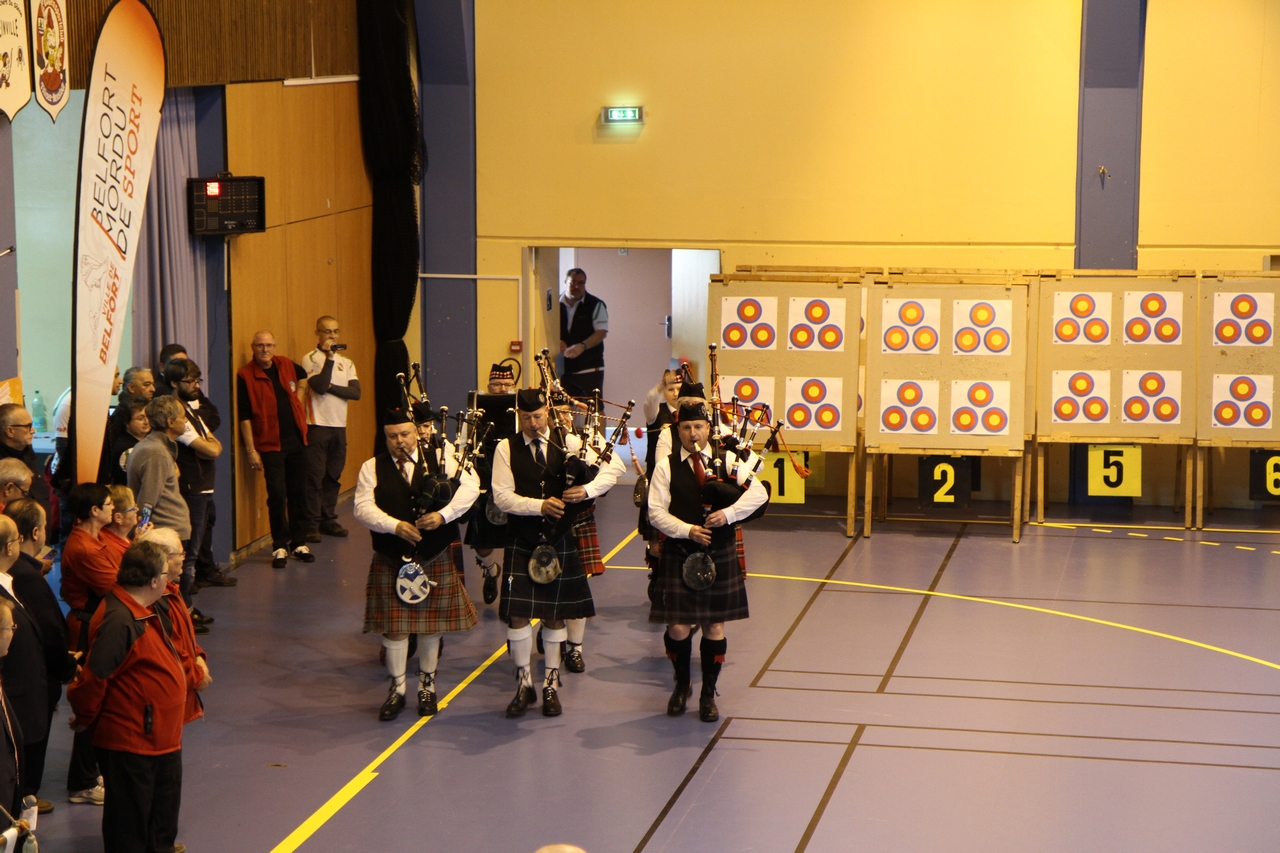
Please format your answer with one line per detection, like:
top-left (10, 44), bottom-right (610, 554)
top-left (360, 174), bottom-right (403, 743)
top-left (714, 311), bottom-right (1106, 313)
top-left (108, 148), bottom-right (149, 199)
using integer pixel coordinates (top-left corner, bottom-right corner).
top-left (139, 505), bottom-right (153, 528)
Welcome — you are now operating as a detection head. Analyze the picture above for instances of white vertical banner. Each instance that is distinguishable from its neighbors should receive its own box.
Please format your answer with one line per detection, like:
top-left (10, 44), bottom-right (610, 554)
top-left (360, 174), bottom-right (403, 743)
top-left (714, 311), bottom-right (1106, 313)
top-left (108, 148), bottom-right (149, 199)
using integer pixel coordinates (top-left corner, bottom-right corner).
top-left (30, 0), bottom-right (69, 121)
top-left (0, 0), bottom-right (32, 120)
top-left (72, 0), bottom-right (165, 483)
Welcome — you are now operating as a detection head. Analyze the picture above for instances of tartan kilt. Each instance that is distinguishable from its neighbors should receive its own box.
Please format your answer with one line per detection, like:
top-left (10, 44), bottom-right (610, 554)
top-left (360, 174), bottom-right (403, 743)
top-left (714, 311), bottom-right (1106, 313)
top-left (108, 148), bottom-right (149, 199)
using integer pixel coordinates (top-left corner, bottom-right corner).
top-left (363, 542), bottom-right (478, 635)
top-left (651, 525), bottom-right (747, 577)
top-left (500, 536), bottom-right (596, 622)
top-left (573, 511), bottom-right (605, 576)
top-left (463, 497), bottom-right (510, 550)
top-left (648, 531), bottom-right (749, 625)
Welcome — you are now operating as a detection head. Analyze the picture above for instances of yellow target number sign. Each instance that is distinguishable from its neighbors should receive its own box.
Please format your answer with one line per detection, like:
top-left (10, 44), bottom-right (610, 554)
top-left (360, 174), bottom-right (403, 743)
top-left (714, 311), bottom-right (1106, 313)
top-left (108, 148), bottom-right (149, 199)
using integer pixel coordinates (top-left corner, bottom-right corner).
top-left (1087, 444), bottom-right (1142, 497)
top-left (757, 452), bottom-right (806, 504)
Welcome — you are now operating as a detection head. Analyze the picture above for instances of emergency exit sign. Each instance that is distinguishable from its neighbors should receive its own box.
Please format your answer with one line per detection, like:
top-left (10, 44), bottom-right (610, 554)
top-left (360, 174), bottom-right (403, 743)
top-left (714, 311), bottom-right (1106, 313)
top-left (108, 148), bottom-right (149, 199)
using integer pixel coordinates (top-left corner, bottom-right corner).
top-left (602, 106), bottom-right (643, 124)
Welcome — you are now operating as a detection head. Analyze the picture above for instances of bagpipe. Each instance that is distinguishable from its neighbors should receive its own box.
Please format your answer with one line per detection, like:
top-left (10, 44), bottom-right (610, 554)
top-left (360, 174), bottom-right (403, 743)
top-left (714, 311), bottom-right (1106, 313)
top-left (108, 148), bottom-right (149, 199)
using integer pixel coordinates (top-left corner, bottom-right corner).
top-left (395, 363), bottom-right (492, 516)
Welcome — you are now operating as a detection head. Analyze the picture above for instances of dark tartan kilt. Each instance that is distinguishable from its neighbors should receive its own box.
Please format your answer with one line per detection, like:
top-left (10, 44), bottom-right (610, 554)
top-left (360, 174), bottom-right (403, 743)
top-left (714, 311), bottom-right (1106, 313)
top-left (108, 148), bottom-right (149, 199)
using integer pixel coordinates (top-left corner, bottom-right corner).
top-left (363, 542), bottom-right (478, 635)
top-left (651, 525), bottom-right (747, 576)
top-left (463, 497), bottom-right (509, 550)
top-left (573, 510), bottom-right (605, 576)
top-left (648, 533), bottom-right (749, 625)
top-left (500, 536), bottom-right (596, 622)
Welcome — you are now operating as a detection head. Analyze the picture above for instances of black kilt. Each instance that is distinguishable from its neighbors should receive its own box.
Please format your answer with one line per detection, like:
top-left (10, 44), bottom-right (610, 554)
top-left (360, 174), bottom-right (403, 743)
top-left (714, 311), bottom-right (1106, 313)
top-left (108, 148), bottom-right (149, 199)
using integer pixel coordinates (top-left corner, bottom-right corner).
top-left (464, 497), bottom-right (509, 550)
top-left (648, 534), bottom-right (749, 625)
top-left (500, 536), bottom-right (595, 622)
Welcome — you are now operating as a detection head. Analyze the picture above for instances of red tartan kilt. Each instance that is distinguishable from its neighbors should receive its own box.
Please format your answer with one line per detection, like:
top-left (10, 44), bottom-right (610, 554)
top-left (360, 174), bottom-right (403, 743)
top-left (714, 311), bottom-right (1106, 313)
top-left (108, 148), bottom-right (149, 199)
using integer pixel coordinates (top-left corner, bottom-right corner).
top-left (574, 516), bottom-right (605, 576)
top-left (363, 542), bottom-right (477, 635)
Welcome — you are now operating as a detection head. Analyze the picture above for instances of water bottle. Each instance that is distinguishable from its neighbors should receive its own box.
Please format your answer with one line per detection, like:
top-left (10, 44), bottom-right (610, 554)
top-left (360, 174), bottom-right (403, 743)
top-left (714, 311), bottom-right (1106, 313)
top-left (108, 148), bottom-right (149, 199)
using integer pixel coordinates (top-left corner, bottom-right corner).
top-left (30, 391), bottom-right (47, 432)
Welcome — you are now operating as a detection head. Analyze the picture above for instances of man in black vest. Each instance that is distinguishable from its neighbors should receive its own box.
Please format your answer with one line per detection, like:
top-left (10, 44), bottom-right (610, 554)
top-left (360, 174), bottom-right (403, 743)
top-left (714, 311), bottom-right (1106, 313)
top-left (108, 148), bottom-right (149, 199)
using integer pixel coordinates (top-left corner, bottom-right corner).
top-left (558, 268), bottom-right (608, 400)
top-left (464, 364), bottom-right (518, 606)
top-left (354, 410), bottom-right (480, 721)
top-left (647, 396), bottom-right (767, 722)
top-left (491, 388), bottom-right (622, 717)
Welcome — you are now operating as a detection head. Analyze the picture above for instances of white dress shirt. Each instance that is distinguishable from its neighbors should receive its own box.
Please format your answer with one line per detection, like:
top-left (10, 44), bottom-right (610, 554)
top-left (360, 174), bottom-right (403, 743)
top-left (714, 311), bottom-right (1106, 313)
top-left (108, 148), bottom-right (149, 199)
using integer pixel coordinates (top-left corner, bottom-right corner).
top-left (647, 442), bottom-right (769, 540)
top-left (353, 441), bottom-right (480, 534)
top-left (492, 429), bottom-right (625, 516)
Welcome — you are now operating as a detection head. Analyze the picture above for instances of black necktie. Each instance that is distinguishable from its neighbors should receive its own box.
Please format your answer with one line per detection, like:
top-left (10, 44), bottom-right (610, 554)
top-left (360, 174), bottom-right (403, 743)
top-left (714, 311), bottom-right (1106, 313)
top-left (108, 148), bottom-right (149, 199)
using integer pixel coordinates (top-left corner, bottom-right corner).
top-left (532, 438), bottom-right (546, 469)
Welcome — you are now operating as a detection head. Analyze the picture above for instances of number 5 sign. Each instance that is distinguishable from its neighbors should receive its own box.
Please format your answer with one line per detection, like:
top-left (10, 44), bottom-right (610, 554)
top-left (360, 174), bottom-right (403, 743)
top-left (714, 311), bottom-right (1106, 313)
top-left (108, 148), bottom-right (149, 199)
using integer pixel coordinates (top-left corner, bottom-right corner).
top-left (757, 452), bottom-right (806, 504)
top-left (1087, 445), bottom-right (1142, 496)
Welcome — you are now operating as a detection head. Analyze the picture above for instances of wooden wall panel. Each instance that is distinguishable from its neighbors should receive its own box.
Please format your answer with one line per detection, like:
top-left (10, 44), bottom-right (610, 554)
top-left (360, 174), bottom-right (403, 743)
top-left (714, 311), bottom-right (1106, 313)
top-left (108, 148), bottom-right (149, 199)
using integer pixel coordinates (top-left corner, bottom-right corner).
top-left (283, 85), bottom-right (337, 223)
top-left (334, 206), bottom-right (376, 486)
top-left (331, 83), bottom-right (373, 213)
top-left (226, 82), bottom-right (288, 229)
top-left (71, 0), bottom-right (358, 88)
top-left (285, 217), bottom-right (340, 356)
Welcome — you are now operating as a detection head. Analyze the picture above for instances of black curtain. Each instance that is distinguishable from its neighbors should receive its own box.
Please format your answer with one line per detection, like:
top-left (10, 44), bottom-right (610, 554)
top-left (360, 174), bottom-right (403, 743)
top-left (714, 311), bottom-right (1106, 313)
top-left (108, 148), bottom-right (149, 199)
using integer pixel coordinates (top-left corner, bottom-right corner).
top-left (356, 0), bottom-right (426, 448)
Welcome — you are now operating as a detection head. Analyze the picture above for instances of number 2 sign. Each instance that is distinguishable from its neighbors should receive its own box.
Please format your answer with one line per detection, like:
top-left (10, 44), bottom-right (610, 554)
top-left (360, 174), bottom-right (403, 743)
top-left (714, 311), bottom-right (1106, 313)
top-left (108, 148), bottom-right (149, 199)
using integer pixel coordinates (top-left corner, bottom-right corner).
top-left (1087, 445), bottom-right (1142, 497)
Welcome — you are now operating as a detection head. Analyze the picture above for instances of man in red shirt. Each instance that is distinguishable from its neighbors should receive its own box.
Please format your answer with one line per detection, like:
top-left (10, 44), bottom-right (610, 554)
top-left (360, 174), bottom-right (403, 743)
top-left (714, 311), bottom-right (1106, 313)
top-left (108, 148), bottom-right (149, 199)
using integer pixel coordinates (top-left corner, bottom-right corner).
top-left (68, 541), bottom-right (187, 853)
top-left (137, 527), bottom-right (212, 723)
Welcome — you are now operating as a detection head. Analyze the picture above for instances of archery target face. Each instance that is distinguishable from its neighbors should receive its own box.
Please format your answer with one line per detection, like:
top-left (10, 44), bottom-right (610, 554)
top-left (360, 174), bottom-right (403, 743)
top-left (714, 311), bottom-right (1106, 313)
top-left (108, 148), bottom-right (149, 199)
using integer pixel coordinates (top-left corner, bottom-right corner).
top-left (788, 297), bottom-right (847, 352)
top-left (1052, 291), bottom-right (1113, 345)
top-left (1211, 374), bottom-right (1274, 428)
top-left (1051, 370), bottom-right (1111, 424)
top-left (1119, 370), bottom-right (1182, 424)
top-left (1122, 291), bottom-right (1183, 345)
top-left (721, 375), bottom-right (775, 424)
top-left (1212, 292), bottom-right (1274, 347)
top-left (879, 379), bottom-right (939, 435)
top-left (721, 296), bottom-right (778, 350)
top-left (949, 380), bottom-right (1011, 435)
top-left (784, 377), bottom-right (844, 431)
top-left (952, 299), bottom-right (1013, 356)
top-left (881, 298), bottom-right (941, 354)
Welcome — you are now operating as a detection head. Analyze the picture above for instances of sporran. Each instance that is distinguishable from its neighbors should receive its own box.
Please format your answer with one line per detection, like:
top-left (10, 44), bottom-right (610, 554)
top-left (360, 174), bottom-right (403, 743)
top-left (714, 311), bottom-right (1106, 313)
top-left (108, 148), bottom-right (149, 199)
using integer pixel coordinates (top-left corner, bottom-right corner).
top-left (632, 475), bottom-right (649, 508)
top-left (528, 542), bottom-right (563, 584)
top-left (395, 560), bottom-right (439, 605)
top-left (681, 550), bottom-right (717, 591)
top-left (485, 495), bottom-right (508, 525)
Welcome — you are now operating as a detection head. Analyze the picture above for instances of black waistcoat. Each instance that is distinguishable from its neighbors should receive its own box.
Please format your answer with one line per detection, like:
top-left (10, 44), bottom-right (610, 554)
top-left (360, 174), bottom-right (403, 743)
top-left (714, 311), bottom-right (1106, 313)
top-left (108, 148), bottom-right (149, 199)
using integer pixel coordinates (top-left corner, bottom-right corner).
top-left (370, 451), bottom-right (458, 562)
top-left (560, 293), bottom-right (605, 373)
top-left (507, 433), bottom-right (566, 543)
top-left (645, 405), bottom-right (675, 475)
top-left (667, 446), bottom-right (737, 548)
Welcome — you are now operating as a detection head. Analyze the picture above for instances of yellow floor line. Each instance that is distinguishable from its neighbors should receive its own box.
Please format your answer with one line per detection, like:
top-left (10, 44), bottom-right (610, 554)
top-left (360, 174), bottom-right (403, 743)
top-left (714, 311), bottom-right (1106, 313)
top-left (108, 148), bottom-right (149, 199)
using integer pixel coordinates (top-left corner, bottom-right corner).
top-left (1031, 521), bottom-right (1280, 535)
top-left (1092, 528), bottom-right (1113, 533)
top-left (270, 528), bottom-right (641, 853)
top-left (1200, 541), bottom-right (1220, 546)
top-left (1128, 533), bottom-right (1147, 537)
top-left (1165, 536), bottom-right (1184, 541)
top-left (1236, 546), bottom-right (1257, 551)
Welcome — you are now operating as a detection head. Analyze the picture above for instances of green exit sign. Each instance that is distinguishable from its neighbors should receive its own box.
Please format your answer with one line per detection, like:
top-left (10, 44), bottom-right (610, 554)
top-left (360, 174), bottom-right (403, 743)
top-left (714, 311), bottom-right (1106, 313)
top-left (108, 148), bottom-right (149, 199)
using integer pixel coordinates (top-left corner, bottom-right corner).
top-left (602, 106), bottom-right (644, 124)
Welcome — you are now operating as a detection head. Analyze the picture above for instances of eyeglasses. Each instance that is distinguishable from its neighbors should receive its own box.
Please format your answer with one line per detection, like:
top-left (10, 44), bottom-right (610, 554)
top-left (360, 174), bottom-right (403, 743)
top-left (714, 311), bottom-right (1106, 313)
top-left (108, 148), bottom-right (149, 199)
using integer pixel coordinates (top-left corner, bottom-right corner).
top-left (179, 378), bottom-right (203, 386)
top-left (0, 626), bottom-right (15, 634)
top-left (7, 422), bottom-right (34, 431)
top-left (119, 506), bottom-right (139, 515)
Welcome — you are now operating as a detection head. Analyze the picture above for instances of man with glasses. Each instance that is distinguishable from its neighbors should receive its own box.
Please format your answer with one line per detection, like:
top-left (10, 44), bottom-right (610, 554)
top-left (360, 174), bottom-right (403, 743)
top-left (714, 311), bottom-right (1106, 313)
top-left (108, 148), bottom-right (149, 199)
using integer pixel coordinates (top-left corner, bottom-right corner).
top-left (302, 316), bottom-right (361, 542)
top-left (237, 331), bottom-right (314, 569)
top-left (0, 459), bottom-right (32, 511)
top-left (0, 404), bottom-right (49, 516)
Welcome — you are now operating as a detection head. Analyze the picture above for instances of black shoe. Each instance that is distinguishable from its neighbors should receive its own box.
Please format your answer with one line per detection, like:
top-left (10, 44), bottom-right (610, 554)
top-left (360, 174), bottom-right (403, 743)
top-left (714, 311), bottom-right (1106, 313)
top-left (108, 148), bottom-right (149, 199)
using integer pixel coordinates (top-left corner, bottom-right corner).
top-left (272, 548), bottom-right (288, 569)
top-left (482, 573), bottom-right (498, 605)
top-left (417, 685), bottom-right (438, 717)
top-left (379, 687), bottom-right (407, 721)
top-left (191, 609), bottom-right (214, 625)
top-left (505, 683), bottom-right (536, 718)
top-left (291, 546), bottom-right (316, 563)
top-left (698, 687), bottom-right (719, 723)
top-left (306, 530), bottom-right (322, 543)
top-left (197, 571), bottom-right (238, 587)
top-left (194, 622), bottom-right (210, 635)
top-left (319, 521), bottom-right (349, 537)
top-left (564, 643), bottom-right (585, 673)
top-left (667, 681), bottom-right (692, 716)
top-left (542, 677), bottom-right (562, 717)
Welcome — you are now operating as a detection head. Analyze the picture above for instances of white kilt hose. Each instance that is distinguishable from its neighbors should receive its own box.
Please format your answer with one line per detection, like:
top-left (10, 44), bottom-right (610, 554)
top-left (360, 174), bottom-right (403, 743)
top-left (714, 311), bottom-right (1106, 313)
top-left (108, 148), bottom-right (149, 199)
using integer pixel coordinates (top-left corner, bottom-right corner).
top-left (363, 542), bottom-right (478, 635)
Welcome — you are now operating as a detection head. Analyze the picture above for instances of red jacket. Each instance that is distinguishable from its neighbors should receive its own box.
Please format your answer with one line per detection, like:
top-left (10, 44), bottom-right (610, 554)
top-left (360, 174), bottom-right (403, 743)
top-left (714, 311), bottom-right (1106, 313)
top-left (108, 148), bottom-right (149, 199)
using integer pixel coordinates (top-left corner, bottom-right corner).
top-left (160, 584), bottom-right (206, 724)
top-left (67, 586), bottom-right (187, 755)
top-left (61, 527), bottom-right (121, 652)
top-left (101, 528), bottom-right (131, 563)
top-left (237, 355), bottom-right (309, 452)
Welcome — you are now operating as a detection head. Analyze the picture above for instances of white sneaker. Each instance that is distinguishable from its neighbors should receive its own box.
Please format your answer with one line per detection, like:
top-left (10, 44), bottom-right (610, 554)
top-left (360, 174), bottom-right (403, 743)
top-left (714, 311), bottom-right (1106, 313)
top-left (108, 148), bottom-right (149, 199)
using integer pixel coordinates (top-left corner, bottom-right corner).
top-left (69, 784), bottom-right (104, 805)
top-left (272, 548), bottom-right (288, 568)
top-left (290, 545), bottom-right (316, 563)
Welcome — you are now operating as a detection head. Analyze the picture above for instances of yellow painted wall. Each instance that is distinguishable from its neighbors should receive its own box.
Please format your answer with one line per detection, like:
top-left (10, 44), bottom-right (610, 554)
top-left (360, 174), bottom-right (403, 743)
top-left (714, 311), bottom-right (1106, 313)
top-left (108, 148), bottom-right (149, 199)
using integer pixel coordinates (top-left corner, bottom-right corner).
top-left (474, 0), bottom-right (1083, 384)
top-left (1140, 0), bottom-right (1280, 271)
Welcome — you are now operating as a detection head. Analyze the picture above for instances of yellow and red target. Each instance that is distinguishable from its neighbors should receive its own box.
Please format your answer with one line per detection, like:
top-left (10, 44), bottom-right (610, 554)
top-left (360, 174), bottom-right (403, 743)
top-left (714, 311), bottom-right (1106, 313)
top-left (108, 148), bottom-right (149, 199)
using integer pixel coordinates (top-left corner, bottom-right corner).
top-left (1231, 376), bottom-right (1256, 401)
top-left (815, 404), bottom-right (840, 429)
top-left (884, 325), bottom-right (910, 351)
top-left (952, 407), bottom-right (978, 432)
top-left (750, 324), bottom-right (776, 347)
top-left (1083, 397), bottom-right (1109, 422)
top-left (912, 326), bottom-right (938, 351)
top-left (1083, 317), bottom-right (1110, 343)
top-left (1071, 294), bottom-right (1096, 318)
top-left (1153, 397), bottom-right (1179, 422)
top-left (1125, 397), bottom-right (1149, 420)
top-left (1232, 294), bottom-right (1258, 319)
top-left (897, 381), bottom-right (922, 407)
top-left (1054, 397), bottom-right (1080, 420)
top-left (981, 407), bottom-right (1007, 432)
top-left (881, 406), bottom-right (907, 431)
top-left (723, 323), bottom-right (748, 348)
top-left (954, 327), bottom-right (980, 353)
top-left (1141, 293), bottom-right (1167, 318)
top-left (818, 325), bottom-right (843, 349)
top-left (748, 403), bottom-right (771, 423)
top-left (805, 300), bottom-right (830, 324)
top-left (802, 379), bottom-right (827, 404)
top-left (789, 324), bottom-right (814, 348)
top-left (1247, 319), bottom-right (1272, 345)
top-left (910, 407), bottom-right (936, 432)
top-left (1215, 400), bottom-right (1241, 426)
top-left (1125, 317), bottom-right (1151, 342)
top-left (1216, 319), bottom-right (1242, 344)
top-left (737, 298), bottom-right (763, 324)
top-left (734, 378), bottom-right (760, 403)
top-left (1246, 401), bottom-right (1272, 426)
top-left (1069, 372), bottom-right (1094, 396)
top-left (1154, 318), bottom-right (1180, 342)
top-left (983, 327), bottom-right (1010, 353)
top-left (969, 302), bottom-right (995, 327)
top-left (899, 301), bottom-right (925, 326)
top-left (1139, 372), bottom-right (1165, 397)
top-left (1055, 317), bottom-right (1080, 343)
top-left (967, 382), bottom-right (993, 407)
top-left (787, 404), bottom-right (812, 429)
